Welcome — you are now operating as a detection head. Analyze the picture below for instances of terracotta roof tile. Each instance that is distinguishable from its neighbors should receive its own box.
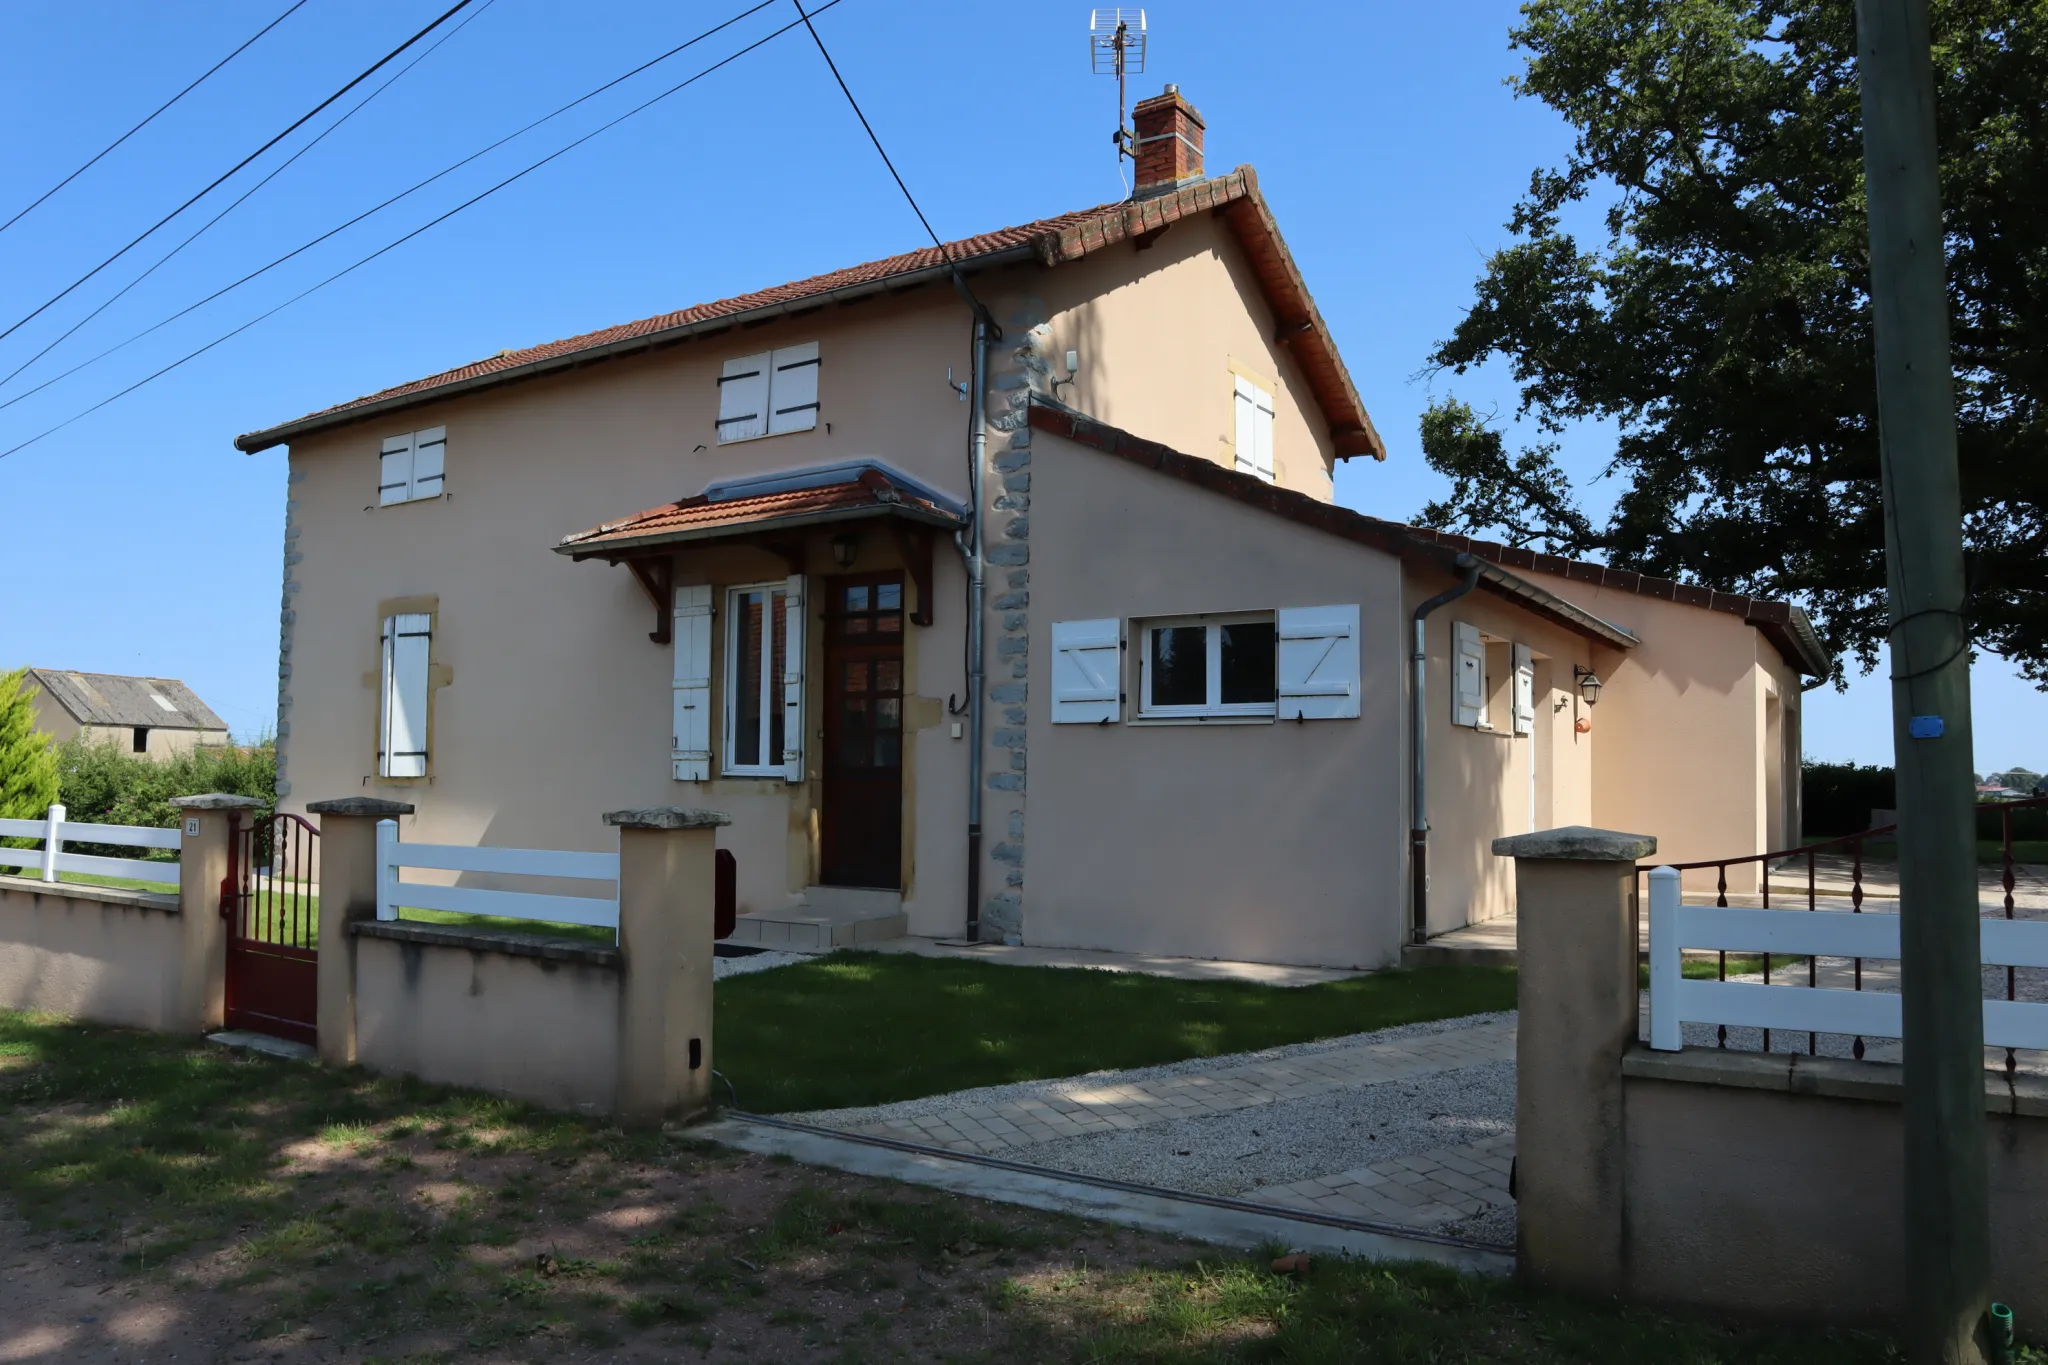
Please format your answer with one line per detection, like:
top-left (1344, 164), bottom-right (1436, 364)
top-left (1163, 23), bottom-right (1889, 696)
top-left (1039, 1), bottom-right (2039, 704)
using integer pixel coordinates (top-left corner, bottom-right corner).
top-left (556, 466), bottom-right (965, 558)
top-left (236, 170), bottom-right (1384, 463)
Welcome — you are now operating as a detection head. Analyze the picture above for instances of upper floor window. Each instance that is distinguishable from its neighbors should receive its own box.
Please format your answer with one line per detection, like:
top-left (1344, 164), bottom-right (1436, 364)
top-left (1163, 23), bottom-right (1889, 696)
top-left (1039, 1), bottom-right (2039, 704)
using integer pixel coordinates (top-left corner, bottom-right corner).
top-left (717, 342), bottom-right (820, 443)
top-left (1233, 377), bottom-right (1275, 483)
top-left (379, 426), bottom-right (446, 505)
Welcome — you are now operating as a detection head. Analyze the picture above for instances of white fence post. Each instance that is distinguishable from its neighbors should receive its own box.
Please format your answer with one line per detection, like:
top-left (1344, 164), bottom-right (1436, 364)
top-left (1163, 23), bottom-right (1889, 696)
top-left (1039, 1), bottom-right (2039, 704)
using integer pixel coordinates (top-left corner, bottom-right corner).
top-left (40, 804), bottom-right (65, 883)
top-left (1648, 865), bottom-right (1682, 1051)
top-left (376, 819), bottom-right (399, 921)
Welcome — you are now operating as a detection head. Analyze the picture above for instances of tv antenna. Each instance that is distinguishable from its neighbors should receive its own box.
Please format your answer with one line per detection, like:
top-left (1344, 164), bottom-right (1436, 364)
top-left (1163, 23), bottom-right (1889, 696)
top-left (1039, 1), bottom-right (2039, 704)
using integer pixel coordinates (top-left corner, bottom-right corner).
top-left (1089, 9), bottom-right (1147, 185)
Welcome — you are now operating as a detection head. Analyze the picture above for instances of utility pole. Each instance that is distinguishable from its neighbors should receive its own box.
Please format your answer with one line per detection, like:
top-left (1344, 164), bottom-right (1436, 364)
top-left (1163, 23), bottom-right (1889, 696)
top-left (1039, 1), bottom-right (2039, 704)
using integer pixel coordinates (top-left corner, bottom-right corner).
top-left (1855, 2), bottom-right (1990, 1361)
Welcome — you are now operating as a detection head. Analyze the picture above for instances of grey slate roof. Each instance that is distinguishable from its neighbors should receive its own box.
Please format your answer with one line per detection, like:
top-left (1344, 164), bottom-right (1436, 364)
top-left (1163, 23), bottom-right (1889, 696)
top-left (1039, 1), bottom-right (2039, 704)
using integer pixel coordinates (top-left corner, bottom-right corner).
top-left (28, 669), bottom-right (228, 732)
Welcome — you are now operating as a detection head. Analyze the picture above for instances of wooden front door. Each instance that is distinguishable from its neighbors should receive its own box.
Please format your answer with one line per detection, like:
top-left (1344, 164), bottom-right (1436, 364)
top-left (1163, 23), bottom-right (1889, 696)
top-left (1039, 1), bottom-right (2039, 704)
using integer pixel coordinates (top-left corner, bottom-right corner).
top-left (821, 574), bottom-right (905, 889)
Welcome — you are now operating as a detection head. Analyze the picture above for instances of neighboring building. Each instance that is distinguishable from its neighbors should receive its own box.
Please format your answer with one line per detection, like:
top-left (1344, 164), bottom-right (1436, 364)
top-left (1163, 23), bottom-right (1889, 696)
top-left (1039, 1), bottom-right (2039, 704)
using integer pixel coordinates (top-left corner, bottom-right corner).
top-left (27, 668), bottom-right (230, 758)
top-left (235, 86), bottom-right (1824, 969)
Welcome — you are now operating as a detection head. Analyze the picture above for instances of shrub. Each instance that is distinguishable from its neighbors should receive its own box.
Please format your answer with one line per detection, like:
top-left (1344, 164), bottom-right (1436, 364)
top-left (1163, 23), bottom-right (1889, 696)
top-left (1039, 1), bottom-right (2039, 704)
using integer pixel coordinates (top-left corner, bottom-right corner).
top-left (0, 667), bottom-right (60, 845)
top-left (56, 733), bottom-right (276, 857)
top-left (1802, 761), bottom-right (1896, 837)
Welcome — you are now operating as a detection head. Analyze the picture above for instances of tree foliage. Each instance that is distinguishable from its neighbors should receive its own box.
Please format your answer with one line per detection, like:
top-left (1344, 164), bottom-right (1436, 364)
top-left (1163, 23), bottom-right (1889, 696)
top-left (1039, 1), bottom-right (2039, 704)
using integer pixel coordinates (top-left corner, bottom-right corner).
top-left (1421, 0), bottom-right (2048, 685)
top-left (0, 667), bottom-right (60, 830)
top-left (55, 734), bottom-right (275, 855)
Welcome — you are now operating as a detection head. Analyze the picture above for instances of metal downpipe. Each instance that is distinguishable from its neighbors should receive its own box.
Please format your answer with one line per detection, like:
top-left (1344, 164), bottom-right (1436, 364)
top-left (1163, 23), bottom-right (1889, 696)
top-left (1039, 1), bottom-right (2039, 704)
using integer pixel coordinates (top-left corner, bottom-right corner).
top-left (962, 318), bottom-right (991, 940)
top-left (1411, 555), bottom-right (1483, 946)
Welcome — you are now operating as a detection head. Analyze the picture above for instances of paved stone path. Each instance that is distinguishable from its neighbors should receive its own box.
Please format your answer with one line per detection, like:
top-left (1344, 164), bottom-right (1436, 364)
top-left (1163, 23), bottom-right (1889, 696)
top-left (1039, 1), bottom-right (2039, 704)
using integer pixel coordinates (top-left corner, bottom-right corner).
top-left (1254, 1133), bottom-right (1516, 1232)
top-left (811, 1017), bottom-right (1519, 1238)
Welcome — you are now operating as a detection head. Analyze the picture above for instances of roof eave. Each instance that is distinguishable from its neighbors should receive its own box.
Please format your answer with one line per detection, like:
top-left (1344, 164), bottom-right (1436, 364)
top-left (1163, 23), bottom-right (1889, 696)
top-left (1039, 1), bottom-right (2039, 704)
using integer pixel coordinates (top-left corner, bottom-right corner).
top-left (555, 501), bottom-right (965, 561)
top-left (235, 247), bottom-right (1040, 454)
top-left (1468, 560), bottom-right (1640, 651)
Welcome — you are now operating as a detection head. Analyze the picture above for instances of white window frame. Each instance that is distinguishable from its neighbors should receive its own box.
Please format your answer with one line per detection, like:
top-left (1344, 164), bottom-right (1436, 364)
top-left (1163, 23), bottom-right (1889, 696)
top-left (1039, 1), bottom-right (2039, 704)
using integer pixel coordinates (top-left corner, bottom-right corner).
top-left (722, 580), bottom-right (792, 777)
top-left (378, 426), bottom-right (445, 506)
top-left (717, 342), bottom-right (820, 444)
top-left (1136, 612), bottom-right (1278, 721)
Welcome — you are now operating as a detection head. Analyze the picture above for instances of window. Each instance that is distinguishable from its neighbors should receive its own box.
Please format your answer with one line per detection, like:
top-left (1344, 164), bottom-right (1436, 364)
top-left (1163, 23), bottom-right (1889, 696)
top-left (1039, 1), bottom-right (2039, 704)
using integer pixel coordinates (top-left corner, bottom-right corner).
top-left (379, 613), bottom-right (432, 777)
top-left (1233, 376), bottom-right (1275, 483)
top-left (1139, 614), bottom-right (1277, 719)
top-left (717, 342), bottom-right (820, 443)
top-left (721, 578), bottom-right (806, 779)
top-left (131, 727), bottom-right (149, 754)
top-left (379, 427), bottom-right (446, 505)
top-left (1454, 623), bottom-right (1534, 735)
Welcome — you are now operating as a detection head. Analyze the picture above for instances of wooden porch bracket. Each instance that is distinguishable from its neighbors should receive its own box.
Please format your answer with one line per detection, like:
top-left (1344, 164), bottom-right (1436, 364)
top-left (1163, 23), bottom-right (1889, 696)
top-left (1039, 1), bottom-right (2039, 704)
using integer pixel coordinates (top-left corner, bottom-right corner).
top-left (621, 556), bottom-right (674, 644)
top-left (890, 524), bottom-right (935, 627)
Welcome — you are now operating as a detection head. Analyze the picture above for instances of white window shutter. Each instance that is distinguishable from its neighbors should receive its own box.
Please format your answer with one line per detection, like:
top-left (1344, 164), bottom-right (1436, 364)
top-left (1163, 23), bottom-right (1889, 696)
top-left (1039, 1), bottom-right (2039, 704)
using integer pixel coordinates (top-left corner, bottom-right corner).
top-left (1051, 619), bottom-right (1121, 724)
top-left (1233, 378), bottom-right (1258, 476)
top-left (768, 342), bottom-right (820, 435)
top-left (716, 352), bottom-right (770, 442)
top-left (1512, 644), bottom-right (1535, 736)
top-left (1253, 387), bottom-right (1275, 482)
top-left (672, 585), bottom-right (713, 780)
top-left (378, 434), bottom-right (414, 506)
top-left (781, 574), bottom-right (806, 781)
top-left (380, 613), bottom-right (431, 777)
top-left (1454, 622), bottom-right (1486, 728)
top-left (410, 426), bottom-right (446, 498)
top-left (1277, 604), bottom-right (1361, 720)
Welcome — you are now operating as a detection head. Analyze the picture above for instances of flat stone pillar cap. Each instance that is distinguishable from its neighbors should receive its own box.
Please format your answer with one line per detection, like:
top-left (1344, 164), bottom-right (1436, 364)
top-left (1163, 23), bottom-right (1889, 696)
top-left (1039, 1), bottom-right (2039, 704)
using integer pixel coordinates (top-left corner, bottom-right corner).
top-left (168, 793), bottom-right (268, 811)
top-left (603, 807), bottom-right (732, 830)
top-left (305, 797), bottom-right (417, 816)
top-left (1493, 826), bottom-right (1657, 861)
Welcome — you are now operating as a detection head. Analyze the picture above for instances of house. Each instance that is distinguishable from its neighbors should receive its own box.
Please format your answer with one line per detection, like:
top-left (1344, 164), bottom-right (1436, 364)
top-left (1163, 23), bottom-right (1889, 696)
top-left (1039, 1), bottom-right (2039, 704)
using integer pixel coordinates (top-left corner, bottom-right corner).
top-left (235, 86), bottom-right (1824, 969)
top-left (27, 668), bottom-right (230, 758)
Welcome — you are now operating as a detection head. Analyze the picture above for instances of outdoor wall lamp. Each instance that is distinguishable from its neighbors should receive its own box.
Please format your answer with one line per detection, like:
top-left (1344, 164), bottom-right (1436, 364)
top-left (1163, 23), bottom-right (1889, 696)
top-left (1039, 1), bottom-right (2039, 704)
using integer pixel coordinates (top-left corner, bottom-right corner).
top-left (830, 533), bottom-right (860, 570)
top-left (1574, 666), bottom-right (1605, 707)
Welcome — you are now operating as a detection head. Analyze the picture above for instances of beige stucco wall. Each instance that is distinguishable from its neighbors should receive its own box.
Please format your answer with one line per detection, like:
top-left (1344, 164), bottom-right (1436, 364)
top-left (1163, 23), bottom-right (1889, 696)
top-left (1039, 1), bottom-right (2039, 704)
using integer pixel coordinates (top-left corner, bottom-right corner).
top-left (1034, 213), bottom-right (1338, 501)
top-left (0, 878), bottom-right (188, 1030)
top-left (279, 287), bottom-right (982, 934)
top-left (1020, 430), bottom-right (1407, 968)
top-left (353, 933), bottom-right (622, 1115)
top-left (1506, 569), bottom-right (1807, 892)
top-left (1623, 1072), bottom-right (2048, 1336)
top-left (1407, 572), bottom-right (1597, 936)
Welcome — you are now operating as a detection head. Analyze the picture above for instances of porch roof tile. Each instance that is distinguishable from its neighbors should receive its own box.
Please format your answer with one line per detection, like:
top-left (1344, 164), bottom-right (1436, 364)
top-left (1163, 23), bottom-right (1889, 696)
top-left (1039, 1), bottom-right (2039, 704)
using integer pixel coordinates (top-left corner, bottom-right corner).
top-left (554, 464), bottom-right (966, 560)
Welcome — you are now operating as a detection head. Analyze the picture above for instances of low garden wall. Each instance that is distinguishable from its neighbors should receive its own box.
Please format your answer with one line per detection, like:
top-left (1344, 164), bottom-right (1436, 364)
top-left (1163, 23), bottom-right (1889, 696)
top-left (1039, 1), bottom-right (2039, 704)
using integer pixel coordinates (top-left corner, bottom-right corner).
top-left (1504, 825), bottom-right (2048, 1339)
top-left (311, 799), bottom-right (725, 1126)
top-left (0, 795), bottom-right (260, 1034)
top-left (351, 920), bottom-right (623, 1116)
top-left (0, 878), bottom-right (188, 1031)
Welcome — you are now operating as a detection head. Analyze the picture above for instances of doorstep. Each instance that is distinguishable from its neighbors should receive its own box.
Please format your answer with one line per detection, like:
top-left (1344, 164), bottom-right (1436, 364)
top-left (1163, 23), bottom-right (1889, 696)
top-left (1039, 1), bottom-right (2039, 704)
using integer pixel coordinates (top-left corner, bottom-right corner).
top-left (1401, 917), bottom-right (1517, 969)
top-left (723, 887), bottom-right (907, 953)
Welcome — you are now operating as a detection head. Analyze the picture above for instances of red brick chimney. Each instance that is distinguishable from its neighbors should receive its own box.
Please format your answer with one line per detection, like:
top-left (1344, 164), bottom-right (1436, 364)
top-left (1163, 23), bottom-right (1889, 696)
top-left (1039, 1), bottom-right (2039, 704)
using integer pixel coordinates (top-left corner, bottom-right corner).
top-left (1130, 84), bottom-right (1205, 198)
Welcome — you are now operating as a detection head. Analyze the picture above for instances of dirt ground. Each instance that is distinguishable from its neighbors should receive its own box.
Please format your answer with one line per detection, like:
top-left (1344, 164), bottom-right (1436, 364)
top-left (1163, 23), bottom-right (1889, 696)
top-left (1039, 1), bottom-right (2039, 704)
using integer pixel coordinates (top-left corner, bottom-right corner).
top-left (0, 1127), bottom-right (1213, 1365)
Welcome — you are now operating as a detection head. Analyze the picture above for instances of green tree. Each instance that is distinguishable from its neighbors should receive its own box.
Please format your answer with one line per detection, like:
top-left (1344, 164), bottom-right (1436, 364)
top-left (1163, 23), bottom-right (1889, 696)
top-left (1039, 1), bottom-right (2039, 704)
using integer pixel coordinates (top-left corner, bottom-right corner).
top-left (1420, 0), bottom-right (2048, 685)
top-left (0, 666), bottom-right (60, 830)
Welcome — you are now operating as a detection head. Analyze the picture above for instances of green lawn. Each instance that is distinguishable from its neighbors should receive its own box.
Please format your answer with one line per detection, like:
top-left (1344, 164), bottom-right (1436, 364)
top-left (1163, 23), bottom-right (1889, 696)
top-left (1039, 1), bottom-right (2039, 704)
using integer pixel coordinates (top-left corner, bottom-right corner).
top-left (0, 1009), bottom-right (1922, 1363)
top-left (55, 869), bottom-right (181, 894)
top-left (1801, 837), bottom-right (2048, 866)
top-left (712, 953), bottom-right (1518, 1114)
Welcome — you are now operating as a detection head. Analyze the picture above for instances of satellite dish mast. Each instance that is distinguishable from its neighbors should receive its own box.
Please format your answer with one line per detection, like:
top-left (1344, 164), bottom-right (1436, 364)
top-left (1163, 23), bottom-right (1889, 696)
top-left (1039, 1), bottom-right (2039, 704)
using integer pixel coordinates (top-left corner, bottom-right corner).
top-left (1089, 9), bottom-right (1147, 187)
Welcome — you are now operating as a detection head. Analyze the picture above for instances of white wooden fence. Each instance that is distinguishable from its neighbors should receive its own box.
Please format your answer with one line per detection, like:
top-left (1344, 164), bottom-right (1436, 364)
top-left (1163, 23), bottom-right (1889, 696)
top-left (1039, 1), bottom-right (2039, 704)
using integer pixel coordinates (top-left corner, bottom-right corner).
top-left (0, 804), bottom-right (181, 888)
top-left (1647, 863), bottom-right (2048, 1051)
top-left (375, 819), bottom-right (619, 937)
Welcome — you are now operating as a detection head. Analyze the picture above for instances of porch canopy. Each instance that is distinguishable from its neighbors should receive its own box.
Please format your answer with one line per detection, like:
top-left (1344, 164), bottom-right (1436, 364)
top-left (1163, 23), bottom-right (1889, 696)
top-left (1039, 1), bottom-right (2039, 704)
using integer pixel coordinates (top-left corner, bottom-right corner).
top-left (554, 461), bottom-right (969, 641)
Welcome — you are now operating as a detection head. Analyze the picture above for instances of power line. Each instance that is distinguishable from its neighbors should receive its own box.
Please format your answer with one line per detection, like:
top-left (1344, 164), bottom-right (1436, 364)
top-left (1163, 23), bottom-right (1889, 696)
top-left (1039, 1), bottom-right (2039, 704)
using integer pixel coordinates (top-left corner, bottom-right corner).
top-left (0, 0), bottom-right (780, 411)
top-left (0, 0), bottom-right (851, 462)
top-left (0, 0), bottom-right (313, 239)
top-left (789, 0), bottom-right (947, 256)
top-left (0, 0), bottom-right (481, 350)
top-left (0, 0), bottom-right (501, 394)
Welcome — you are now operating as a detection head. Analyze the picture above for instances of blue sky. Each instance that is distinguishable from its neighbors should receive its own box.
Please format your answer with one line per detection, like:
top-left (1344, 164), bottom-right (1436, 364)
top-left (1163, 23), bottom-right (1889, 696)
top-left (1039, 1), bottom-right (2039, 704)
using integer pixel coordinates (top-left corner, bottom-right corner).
top-left (0, 0), bottom-right (2036, 772)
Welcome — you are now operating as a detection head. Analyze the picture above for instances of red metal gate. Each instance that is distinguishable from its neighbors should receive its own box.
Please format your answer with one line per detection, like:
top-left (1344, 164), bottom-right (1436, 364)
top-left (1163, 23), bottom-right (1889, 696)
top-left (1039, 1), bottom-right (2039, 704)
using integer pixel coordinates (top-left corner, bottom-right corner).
top-left (223, 812), bottom-right (320, 1045)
